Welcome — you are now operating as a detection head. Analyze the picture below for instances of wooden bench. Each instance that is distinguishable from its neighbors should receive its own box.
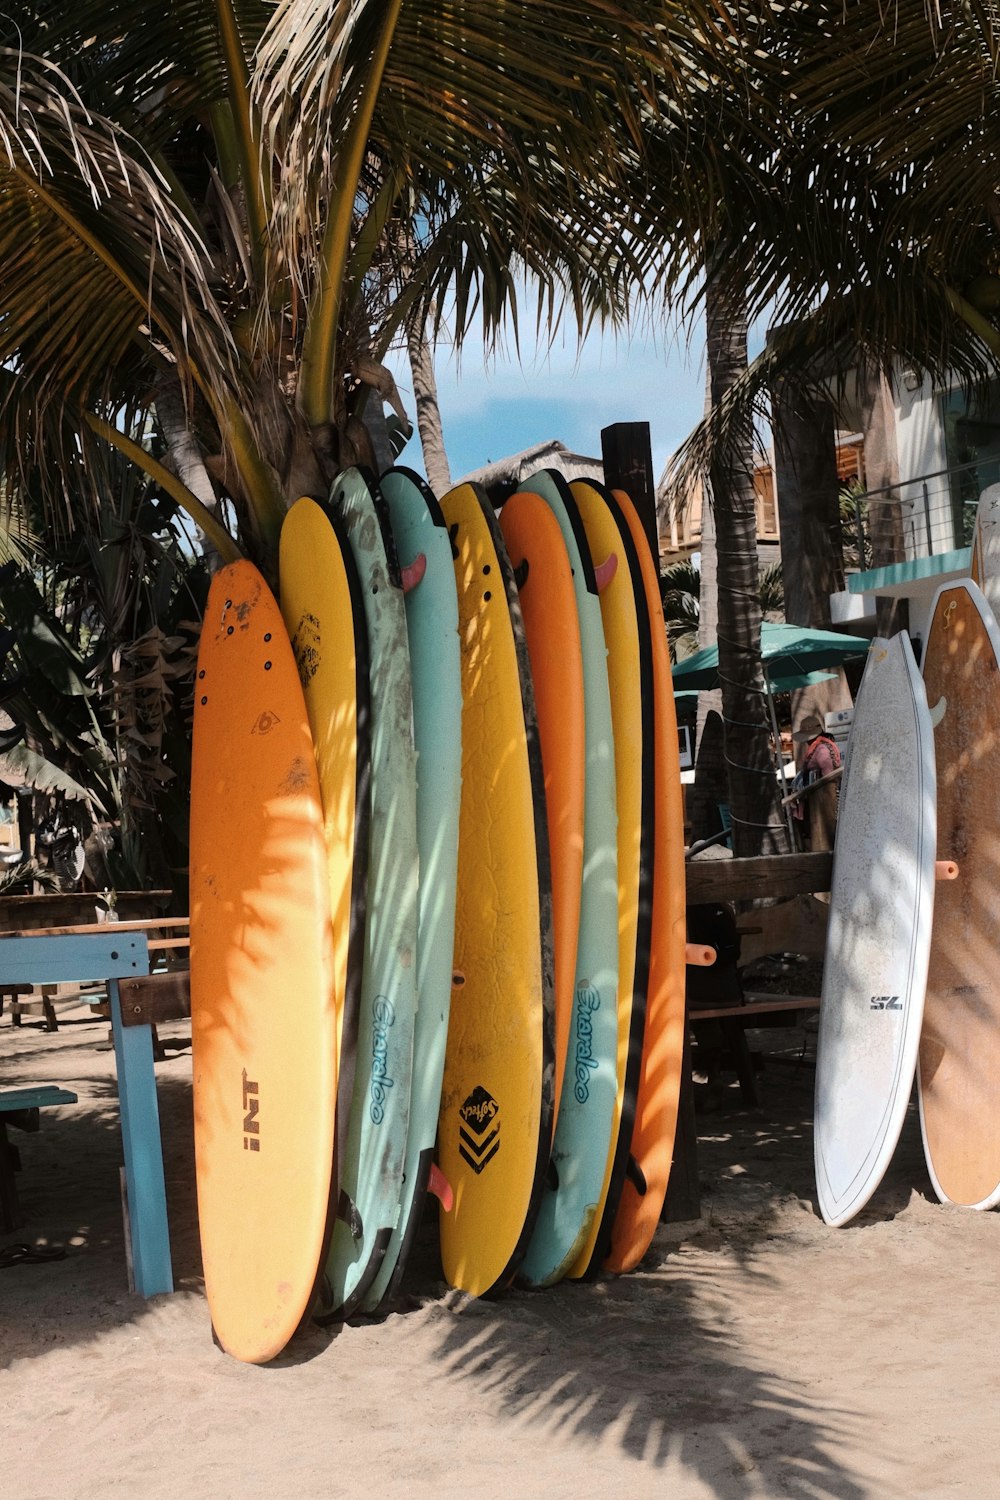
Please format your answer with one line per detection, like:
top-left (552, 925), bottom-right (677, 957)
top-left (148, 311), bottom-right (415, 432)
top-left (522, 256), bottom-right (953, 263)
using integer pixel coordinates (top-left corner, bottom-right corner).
top-left (0, 1085), bottom-right (78, 1232)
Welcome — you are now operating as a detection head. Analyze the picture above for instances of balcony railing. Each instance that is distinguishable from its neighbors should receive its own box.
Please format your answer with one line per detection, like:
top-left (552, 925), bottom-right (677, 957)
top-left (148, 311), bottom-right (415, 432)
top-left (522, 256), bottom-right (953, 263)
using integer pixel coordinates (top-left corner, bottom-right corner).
top-left (846, 459), bottom-right (988, 573)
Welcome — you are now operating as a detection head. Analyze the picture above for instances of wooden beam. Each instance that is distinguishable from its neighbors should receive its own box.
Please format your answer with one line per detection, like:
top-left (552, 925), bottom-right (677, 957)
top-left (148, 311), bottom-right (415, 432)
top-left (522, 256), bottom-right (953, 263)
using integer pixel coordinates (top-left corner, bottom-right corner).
top-left (119, 969), bottom-right (191, 1028)
top-left (685, 851), bottom-right (833, 905)
top-left (601, 422), bottom-right (659, 564)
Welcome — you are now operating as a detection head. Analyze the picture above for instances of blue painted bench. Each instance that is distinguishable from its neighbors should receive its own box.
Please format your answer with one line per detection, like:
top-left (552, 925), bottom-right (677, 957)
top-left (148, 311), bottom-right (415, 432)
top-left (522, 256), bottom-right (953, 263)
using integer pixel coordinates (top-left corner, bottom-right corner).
top-left (0, 927), bottom-right (175, 1297)
top-left (0, 1085), bottom-right (78, 1232)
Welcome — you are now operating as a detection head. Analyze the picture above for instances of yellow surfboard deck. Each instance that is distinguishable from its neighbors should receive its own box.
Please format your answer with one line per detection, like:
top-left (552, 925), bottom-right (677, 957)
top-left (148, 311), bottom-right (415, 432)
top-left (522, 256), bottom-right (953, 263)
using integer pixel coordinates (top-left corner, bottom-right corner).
top-left (279, 497), bottom-right (368, 1092)
top-left (190, 560), bottom-right (337, 1363)
top-left (567, 480), bottom-right (653, 1278)
top-left (605, 490), bottom-right (687, 1271)
top-left (437, 482), bottom-right (555, 1296)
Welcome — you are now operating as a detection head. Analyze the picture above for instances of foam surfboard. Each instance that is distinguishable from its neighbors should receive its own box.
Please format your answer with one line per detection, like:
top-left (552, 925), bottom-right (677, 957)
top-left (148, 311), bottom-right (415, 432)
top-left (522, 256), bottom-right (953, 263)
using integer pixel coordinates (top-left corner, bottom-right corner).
top-left (604, 488), bottom-right (688, 1271)
top-left (566, 478), bottom-right (655, 1278)
top-left (317, 469), bottom-right (419, 1318)
top-left (919, 579), bottom-right (1000, 1209)
top-left (971, 482), bottom-right (1000, 619)
top-left (362, 467), bottom-right (462, 1313)
top-left (498, 489), bottom-right (585, 1121)
top-left (190, 560), bottom-right (337, 1364)
top-left (814, 633), bottom-right (936, 1227)
top-left (513, 474), bottom-right (619, 1288)
top-left (437, 480), bottom-right (555, 1297)
top-left (279, 497), bottom-right (370, 1184)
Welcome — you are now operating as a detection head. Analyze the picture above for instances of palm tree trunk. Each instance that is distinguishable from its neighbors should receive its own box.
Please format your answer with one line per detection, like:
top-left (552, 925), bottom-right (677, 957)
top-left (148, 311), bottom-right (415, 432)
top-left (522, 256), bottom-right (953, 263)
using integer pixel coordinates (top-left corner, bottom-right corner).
top-left (406, 320), bottom-right (451, 494)
top-left (155, 379), bottom-right (224, 564)
top-left (706, 277), bottom-right (789, 856)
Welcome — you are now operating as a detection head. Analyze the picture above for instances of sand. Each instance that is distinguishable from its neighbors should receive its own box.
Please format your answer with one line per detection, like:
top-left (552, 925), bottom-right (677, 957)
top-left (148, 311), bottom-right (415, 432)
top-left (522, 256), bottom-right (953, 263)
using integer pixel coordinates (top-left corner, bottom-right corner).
top-left (2, 1004), bottom-right (998, 1500)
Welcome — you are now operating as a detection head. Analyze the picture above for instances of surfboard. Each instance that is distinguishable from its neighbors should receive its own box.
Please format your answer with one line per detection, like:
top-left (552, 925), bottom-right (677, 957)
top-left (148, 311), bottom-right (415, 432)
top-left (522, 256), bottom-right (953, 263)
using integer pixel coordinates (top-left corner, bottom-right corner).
top-left (497, 490), bottom-right (585, 1120)
top-left (919, 579), bottom-right (1000, 1209)
top-left (317, 468), bottom-right (419, 1318)
top-left (190, 560), bottom-right (336, 1364)
top-left (566, 478), bottom-right (655, 1278)
top-left (513, 473), bottom-right (619, 1288)
top-left (971, 483), bottom-right (1000, 619)
top-left (437, 480), bottom-right (555, 1297)
top-left (604, 488), bottom-right (688, 1271)
top-left (813, 633), bottom-right (936, 1227)
top-left (279, 497), bottom-right (369, 1143)
top-left (361, 467), bottom-right (462, 1313)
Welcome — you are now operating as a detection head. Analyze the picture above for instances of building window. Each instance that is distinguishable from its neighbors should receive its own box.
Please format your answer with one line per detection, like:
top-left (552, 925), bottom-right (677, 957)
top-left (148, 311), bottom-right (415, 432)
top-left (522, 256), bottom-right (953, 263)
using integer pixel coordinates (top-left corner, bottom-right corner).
top-left (941, 381), bottom-right (1000, 545)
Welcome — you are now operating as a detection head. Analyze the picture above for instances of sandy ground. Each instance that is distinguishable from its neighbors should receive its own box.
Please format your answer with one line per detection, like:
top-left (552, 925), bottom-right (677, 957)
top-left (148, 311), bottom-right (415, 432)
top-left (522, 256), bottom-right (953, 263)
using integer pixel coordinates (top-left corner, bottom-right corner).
top-left (2, 1002), bottom-right (998, 1500)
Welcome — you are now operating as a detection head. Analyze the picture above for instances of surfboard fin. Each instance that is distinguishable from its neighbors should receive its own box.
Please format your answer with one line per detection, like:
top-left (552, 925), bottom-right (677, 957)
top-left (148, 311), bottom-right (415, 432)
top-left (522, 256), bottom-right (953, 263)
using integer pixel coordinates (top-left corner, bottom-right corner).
top-left (337, 1189), bottom-right (365, 1243)
top-left (626, 1154), bottom-right (648, 1196)
top-left (427, 1162), bottom-right (454, 1212)
top-left (594, 552), bottom-right (618, 591)
top-left (401, 552), bottom-right (427, 593)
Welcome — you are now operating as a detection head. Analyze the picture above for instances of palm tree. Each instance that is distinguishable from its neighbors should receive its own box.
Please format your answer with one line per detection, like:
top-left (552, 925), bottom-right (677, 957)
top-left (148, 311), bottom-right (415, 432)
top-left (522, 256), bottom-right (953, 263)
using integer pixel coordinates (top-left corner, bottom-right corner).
top-left (0, 2), bottom-right (738, 575)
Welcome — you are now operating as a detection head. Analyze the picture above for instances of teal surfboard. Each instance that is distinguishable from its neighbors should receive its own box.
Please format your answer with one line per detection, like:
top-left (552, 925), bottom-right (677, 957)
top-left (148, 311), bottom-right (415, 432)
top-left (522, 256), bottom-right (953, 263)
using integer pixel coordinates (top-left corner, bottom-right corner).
top-left (316, 468), bottom-right (419, 1320)
top-left (362, 467), bottom-right (462, 1312)
top-left (516, 469), bottom-right (620, 1287)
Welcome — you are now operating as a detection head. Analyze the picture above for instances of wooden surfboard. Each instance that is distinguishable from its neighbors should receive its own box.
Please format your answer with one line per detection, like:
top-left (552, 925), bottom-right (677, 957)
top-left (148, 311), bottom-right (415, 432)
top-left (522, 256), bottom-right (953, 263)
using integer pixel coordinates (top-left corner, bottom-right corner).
top-left (362, 467), bottom-right (462, 1313)
top-left (566, 479), bottom-right (655, 1279)
top-left (437, 480), bottom-right (555, 1297)
top-left (604, 488), bottom-right (687, 1271)
top-left (317, 469), bottom-right (419, 1317)
top-left (190, 560), bottom-right (337, 1364)
top-left (513, 473), bottom-right (619, 1288)
top-left (919, 579), bottom-right (1000, 1209)
top-left (814, 633), bottom-right (936, 1227)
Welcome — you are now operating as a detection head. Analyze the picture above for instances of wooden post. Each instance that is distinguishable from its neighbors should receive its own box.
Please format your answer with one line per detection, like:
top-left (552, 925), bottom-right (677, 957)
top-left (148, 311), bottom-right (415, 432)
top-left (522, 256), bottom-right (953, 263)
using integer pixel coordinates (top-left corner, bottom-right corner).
top-left (601, 422), bottom-right (659, 563)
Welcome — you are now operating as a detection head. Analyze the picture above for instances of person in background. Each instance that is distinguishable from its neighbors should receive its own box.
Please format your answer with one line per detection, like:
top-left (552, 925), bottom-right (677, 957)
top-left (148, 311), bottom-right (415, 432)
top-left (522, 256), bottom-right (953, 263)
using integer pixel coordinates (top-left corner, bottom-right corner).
top-left (791, 713), bottom-right (843, 851)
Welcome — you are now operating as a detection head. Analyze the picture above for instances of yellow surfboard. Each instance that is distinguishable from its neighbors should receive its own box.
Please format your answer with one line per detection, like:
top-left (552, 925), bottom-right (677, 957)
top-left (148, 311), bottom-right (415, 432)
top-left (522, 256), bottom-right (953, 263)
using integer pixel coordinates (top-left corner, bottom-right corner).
top-left (190, 561), bottom-right (337, 1363)
top-left (437, 481), bottom-right (555, 1296)
top-left (279, 498), bottom-right (368, 1101)
top-left (566, 480), bottom-right (654, 1278)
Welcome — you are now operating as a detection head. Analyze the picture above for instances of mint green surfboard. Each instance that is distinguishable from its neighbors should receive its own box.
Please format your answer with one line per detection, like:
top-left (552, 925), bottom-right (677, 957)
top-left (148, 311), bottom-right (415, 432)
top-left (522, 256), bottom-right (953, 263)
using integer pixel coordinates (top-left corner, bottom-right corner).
top-left (517, 468), bottom-right (620, 1287)
top-left (316, 468), bottom-right (419, 1321)
top-left (362, 467), bottom-right (462, 1313)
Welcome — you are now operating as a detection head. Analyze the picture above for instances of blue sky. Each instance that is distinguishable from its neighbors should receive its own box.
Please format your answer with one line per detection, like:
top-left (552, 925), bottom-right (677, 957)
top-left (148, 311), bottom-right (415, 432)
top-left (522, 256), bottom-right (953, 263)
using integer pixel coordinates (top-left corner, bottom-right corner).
top-left (386, 311), bottom-right (709, 489)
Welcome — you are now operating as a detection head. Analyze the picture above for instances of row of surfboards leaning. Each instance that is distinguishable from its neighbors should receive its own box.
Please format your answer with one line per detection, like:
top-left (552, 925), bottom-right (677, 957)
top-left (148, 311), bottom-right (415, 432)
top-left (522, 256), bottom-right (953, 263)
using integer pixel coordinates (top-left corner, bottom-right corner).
top-left (189, 466), bottom-right (714, 1364)
top-left (815, 484), bottom-right (1000, 1229)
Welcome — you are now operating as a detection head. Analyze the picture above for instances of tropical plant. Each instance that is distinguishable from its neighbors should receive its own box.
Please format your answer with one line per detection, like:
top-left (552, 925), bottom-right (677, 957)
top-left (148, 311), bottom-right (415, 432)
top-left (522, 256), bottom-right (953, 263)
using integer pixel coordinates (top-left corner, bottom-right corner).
top-left (661, 557), bottom-right (782, 663)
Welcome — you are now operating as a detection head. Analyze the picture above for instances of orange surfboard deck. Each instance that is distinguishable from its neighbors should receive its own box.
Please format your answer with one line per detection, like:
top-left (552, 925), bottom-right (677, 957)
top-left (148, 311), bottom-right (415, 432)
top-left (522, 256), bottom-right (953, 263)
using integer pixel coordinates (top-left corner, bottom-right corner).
top-left (605, 490), bottom-right (687, 1271)
top-left (498, 490), bottom-right (584, 1123)
top-left (919, 580), bottom-right (1000, 1209)
top-left (190, 561), bottom-right (337, 1363)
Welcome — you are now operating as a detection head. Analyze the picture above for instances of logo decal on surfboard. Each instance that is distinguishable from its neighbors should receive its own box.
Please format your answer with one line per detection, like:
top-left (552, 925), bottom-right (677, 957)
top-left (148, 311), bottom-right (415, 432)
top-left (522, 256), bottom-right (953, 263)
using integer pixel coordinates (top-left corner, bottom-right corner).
top-left (869, 995), bottom-right (902, 1011)
top-left (573, 984), bottom-right (601, 1102)
top-left (251, 710), bottom-right (281, 735)
top-left (370, 996), bottom-right (395, 1123)
top-left (242, 1068), bottom-right (260, 1151)
top-left (458, 1086), bottom-right (500, 1174)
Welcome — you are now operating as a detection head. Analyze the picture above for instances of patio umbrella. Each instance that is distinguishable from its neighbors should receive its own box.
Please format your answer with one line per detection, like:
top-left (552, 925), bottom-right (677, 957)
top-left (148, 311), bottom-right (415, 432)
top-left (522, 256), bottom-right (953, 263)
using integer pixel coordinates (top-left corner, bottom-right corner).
top-left (671, 622), bottom-right (871, 840)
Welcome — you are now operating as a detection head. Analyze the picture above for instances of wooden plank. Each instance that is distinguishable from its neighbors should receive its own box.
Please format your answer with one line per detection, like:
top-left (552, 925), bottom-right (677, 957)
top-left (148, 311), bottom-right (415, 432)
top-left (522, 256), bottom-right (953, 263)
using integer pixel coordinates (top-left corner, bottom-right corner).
top-left (0, 931), bottom-right (150, 985)
top-left (146, 938), bottom-right (191, 954)
top-left (685, 851), bottom-right (833, 905)
top-left (119, 969), bottom-right (190, 1028)
top-left (691, 995), bottom-right (820, 1021)
top-left (0, 917), bottom-right (189, 938)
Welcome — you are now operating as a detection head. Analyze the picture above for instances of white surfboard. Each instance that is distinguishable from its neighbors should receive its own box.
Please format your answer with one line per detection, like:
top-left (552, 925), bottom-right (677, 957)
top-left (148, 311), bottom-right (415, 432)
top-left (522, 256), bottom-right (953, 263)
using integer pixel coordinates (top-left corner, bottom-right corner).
top-left (814, 632), bottom-right (937, 1227)
top-left (971, 482), bottom-right (1000, 618)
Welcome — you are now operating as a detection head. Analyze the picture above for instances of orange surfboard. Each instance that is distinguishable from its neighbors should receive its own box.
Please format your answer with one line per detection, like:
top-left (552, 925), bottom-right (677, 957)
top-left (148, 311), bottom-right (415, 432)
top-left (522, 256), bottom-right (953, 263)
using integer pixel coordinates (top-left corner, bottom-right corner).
top-left (190, 561), bottom-right (337, 1363)
top-left (604, 490), bottom-right (687, 1271)
top-left (498, 490), bottom-right (584, 1120)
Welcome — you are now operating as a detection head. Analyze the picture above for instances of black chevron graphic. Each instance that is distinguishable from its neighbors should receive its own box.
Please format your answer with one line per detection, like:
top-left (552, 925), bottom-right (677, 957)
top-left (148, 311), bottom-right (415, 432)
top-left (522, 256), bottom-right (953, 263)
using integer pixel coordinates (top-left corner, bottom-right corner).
top-left (460, 1124), bottom-right (499, 1157)
top-left (459, 1137), bottom-right (500, 1175)
top-left (458, 1085), bottom-right (501, 1174)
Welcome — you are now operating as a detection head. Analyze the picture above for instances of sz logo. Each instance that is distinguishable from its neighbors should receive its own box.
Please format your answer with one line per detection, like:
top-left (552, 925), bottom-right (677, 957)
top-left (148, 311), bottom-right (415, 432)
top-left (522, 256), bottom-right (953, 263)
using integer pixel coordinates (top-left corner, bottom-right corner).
top-left (869, 995), bottom-right (902, 1011)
